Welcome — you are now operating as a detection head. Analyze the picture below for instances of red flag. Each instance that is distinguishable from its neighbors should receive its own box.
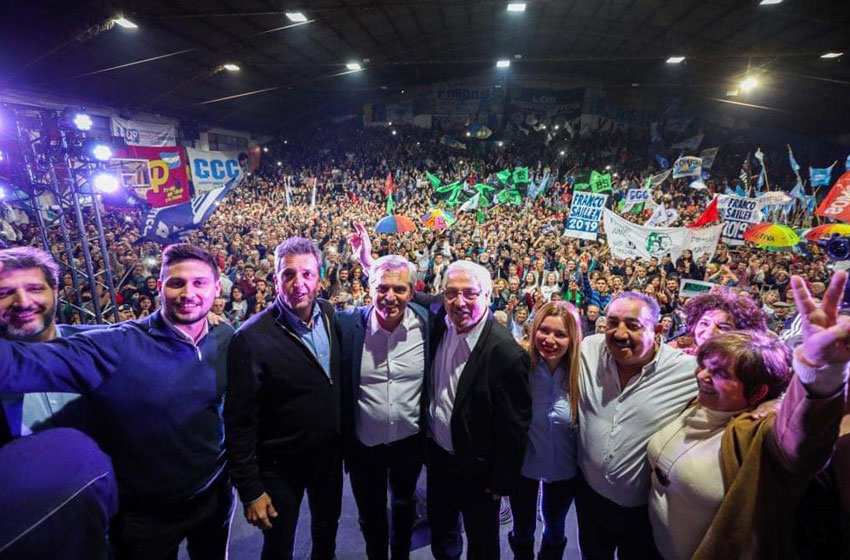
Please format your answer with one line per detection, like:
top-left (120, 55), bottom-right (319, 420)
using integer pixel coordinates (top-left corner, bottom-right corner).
top-left (816, 171), bottom-right (850, 223)
top-left (688, 196), bottom-right (719, 228)
top-left (385, 172), bottom-right (396, 196)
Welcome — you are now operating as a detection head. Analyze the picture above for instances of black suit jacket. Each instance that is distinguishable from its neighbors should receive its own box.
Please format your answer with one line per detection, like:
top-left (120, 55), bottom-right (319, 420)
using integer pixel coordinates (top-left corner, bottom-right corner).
top-left (335, 302), bottom-right (431, 467)
top-left (429, 309), bottom-right (532, 496)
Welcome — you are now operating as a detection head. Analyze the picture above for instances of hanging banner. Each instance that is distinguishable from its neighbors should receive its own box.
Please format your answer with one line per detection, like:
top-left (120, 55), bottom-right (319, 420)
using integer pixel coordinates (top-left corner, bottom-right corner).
top-left (700, 147), bottom-right (720, 170)
top-left (111, 116), bottom-right (176, 147)
top-left (672, 156), bottom-right (703, 179)
top-left (185, 148), bottom-right (251, 194)
top-left (626, 189), bottom-right (651, 205)
top-left (721, 195), bottom-right (762, 245)
top-left (603, 209), bottom-right (688, 262)
top-left (112, 146), bottom-right (190, 208)
top-left (564, 192), bottom-right (608, 240)
top-left (687, 224), bottom-right (724, 261)
top-left (816, 171), bottom-right (850, 223)
top-left (671, 133), bottom-right (704, 151)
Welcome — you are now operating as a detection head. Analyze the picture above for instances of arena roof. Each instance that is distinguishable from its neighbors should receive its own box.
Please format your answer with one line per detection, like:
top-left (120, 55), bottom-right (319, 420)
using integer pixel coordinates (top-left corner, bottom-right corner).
top-left (2, 0), bottom-right (849, 135)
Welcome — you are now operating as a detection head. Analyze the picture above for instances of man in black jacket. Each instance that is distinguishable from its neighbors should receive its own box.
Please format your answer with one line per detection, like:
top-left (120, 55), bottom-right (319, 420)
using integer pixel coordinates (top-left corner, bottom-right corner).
top-left (428, 260), bottom-right (531, 560)
top-left (225, 237), bottom-right (341, 560)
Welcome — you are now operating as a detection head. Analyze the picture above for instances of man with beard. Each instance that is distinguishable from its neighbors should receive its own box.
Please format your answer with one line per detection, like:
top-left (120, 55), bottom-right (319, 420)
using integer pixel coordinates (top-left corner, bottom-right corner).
top-left (225, 237), bottom-right (342, 559)
top-left (576, 292), bottom-right (696, 559)
top-left (0, 244), bottom-right (235, 559)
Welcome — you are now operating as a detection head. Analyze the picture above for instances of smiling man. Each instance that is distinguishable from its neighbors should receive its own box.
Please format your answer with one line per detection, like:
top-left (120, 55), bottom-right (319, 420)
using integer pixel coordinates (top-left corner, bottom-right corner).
top-left (576, 291), bottom-right (697, 559)
top-left (0, 243), bottom-right (236, 559)
top-left (335, 255), bottom-right (431, 560)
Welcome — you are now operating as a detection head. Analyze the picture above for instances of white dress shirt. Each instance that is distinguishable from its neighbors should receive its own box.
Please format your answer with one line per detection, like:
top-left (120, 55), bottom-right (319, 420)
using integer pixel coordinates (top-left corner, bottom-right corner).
top-left (577, 334), bottom-right (697, 507)
top-left (357, 307), bottom-right (426, 447)
top-left (430, 314), bottom-right (487, 453)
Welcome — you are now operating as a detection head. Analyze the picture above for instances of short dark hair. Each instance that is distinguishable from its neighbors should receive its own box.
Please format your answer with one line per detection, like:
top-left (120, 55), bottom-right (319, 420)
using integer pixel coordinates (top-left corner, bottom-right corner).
top-left (0, 246), bottom-right (60, 290)
top-left (274, 237), bottom-right (322, 274)
top-left (160, 244), bottom-right (219, 279)
top-left (697, 331), bottom-right (792, 401)
top-left (608, 291), bottom-right (660, 324)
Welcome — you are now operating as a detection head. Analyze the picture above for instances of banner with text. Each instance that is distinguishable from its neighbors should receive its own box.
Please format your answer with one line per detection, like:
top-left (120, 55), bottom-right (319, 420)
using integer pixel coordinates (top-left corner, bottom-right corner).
top-left (816, 171), bottom-right (850, 223)
top-left (603, 210), bottom-right (722, 262)
top-left (626, 189), bottom-right (651, 205)
top-left (111, 116), bottom-right (176, 147)
top-left (185, 148), bottom-right (249, 194)
top-left (565, 192), bottom-right (608, 240)
top-left (721, 195), bottom-right (762, 245)
top-left (113, 146), bottom-right (190, 208)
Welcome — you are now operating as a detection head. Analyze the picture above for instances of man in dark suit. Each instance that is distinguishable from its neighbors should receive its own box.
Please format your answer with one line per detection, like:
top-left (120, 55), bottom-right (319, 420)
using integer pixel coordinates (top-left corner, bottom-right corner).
top-left (427, 260), bottom-right (532, 560)
top-left (225, 237), bottom-right (341, 560)
top-left (336, 254), bottom-right (431, 560)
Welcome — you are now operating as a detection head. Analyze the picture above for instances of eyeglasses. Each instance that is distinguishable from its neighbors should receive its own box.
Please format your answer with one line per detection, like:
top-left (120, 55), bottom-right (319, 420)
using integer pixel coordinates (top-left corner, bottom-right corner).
top-left (444, 289), bottom-right (482, 301)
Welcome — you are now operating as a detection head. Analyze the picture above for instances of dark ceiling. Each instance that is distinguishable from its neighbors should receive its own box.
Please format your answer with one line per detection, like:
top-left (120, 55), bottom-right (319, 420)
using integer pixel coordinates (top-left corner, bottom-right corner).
top-left (1, 0), bottom-right (849, 135)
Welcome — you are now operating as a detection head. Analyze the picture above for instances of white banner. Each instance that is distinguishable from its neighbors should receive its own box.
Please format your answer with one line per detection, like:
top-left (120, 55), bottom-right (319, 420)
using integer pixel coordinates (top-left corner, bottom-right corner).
top-left (721, 195), bottom-right (762, 245)
top-left (565, 192), bottom-right (608, 240)
top-left (672, 156), bottom-right (703, 179)
top-left (604, 209), bottom-right (721, 262)
top-left (650, 169), bottom-right (672, 188)
top-left (757, 191), bottom-right (791, 207)
top-left (185, 148), bottom-right (248, 194)
top-left (626, 189), bottom-right (651, 204)
top-left (687, 224), bottom-right (723, 261)
top-left (111, 116), bottom-right (176, 147)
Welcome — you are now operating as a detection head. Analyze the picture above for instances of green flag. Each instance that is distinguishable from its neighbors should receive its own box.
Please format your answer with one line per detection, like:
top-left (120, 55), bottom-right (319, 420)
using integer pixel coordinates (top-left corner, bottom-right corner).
top-left (474, 183), bottom-right (495, 207)
top-left (496, 169), bottom-right (512, 185)
top-left (644, 176), bottom-right (652, 190)
top-left (616, 199), bottom-right (627, 212)
top-left (497, 188), bottom-right (523, 206)
top-left (630, 202), bottom-right (645, 215)
top-left (386, 192), bottom-right (394, 216)
top-left (476, 210), bottom-right (487, 223)
top-left (573, 183), bottom-right (590, 192)
top-left (589, 170), bottom-right (613, 193)
top-left (435, 180), bottom-right (464, 206)
top-left (513, 167), bottom-right (529, 185)
top-left (426, 171), bottom-right (441, 188)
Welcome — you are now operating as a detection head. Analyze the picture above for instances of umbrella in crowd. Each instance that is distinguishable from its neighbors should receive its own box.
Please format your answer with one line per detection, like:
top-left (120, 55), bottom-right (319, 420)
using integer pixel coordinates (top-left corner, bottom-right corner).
top-left (743, 222), bottom-right (800, 248)
top-left (421, 209), bottom-right (456, 230)
top-left (803, 223), bottom-right (850, 242)
top-left (375, 215), bottom-right (417, 234)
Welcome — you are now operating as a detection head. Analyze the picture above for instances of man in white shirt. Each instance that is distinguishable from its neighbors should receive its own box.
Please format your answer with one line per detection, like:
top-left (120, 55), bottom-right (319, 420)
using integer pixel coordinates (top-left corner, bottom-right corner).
top-left (336, 255), bottom-right (430, 560)
top-left (576, 291), bottom-right (697, 559)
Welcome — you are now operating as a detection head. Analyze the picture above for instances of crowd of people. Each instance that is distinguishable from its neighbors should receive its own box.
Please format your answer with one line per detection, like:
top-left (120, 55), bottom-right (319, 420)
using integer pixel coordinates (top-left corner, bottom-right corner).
top-left (1, 119), bottom-right (849, 559)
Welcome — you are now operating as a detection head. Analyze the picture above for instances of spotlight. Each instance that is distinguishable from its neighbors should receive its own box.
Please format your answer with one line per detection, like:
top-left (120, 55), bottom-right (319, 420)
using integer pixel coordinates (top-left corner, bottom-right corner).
top-left (821, 52), bottom-right (844, 59)
top-left (496, 60), bottom-right (511, 68)
top-left (391, 130), bottom-right (397, 136)
top-left (0, 187), bottom-right (4, 200)
top-left (388, 122), bottom-right (393, 126)
top-left (263, 146), bottom-right (269, 152)
top-left (605, 165), bottom-right (612, 170)
top-left (507, 3), bottom-right (527, 12)
top-left (346, 62), bottom-right (363, 71)
top-left (113, 17), bottom-right (138, 29)
top-left (73, 112), bottom-right (93, 131)
top-left (93, 173), bottom-right (119, 193)
top-left (466, 131), bottom-right (472, 137)
top-left (666, 56), bottom-right (685, 64)
top-left (284, 140), bottom-right (288, 144)
top-left (277, 161), bottom-right (282, 166)
top-left (0, 150), bottom-right (4, 162)
top-left (285, 12), bottom-right (308, 23)
top-left (91, 143), bottom-right (113, 162)
top-left (740, 76), bottom-right (758, 93)
top-left (554, 125), bottom-right (559, 130)
top-left (560, 150), bottom-right (566, 155)
top-left (497, 141), bottom-right (504, 147)
top-left (223, 63), bottom-right (240, 72)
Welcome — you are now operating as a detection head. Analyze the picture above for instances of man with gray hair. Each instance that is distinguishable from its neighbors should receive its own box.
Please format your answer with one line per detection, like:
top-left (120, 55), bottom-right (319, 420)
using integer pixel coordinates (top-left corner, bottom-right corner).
top-left (335, 254), bottom-right (431, 559)
top-left (225, 236), bottom-right (342, 559)
top-left (427, 259), bottom-right (531, 559)
top-left (575, 291), bottom-right (697, 559)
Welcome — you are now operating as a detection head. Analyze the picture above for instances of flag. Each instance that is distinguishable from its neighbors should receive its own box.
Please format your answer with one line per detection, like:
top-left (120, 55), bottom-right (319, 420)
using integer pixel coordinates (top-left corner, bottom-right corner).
top-left (310, 177), bottom-right (317, 209)
top-left (655, 154), bottom-right (670, 170)
top-left (426, 171), bottom-right (441, 188)
top-left (671, 133), bottom-right (704, 151)
top-left (284, 176), bottom-right (292, 208)
top-left (672, 156), bottom-right (702, 179)
top-left (816, 171), bottom-right (850, 222)
top-left (739, 153), bottom-right (751, 192)
top-left (496, 169), bottom-right (511, 185)
top-left (810, 163), bottom-right (837, 187)
top-left (589, 170), bottom-right (613, 193)
top-left (699, 147), bottom-right (720, 170)
top-left (735, 184), bottom-right (747, 198)
top-left (689, 179), bottom-right (708, 190)
top-left (139, 176), bottom-right (237, 243)
top-left (459, 193), bottom-right (480, 213)
top-left (386, 192), bottom-right (394, 215)
top-left (650, 169), bottom-right (672, 188)
top-left (513, 167), bottom-right (530, 185)
top-left (756, 167), bottom-right (766, 192)
top-left (646, 203), bottom-right (668, 227)
top-left (476, 210), bottom-right (487, 223)
top-left (689, 196), bottom-right (719, 228)
top-left (788, 145), bottom-right (801, 178)
top-left (528, 174), bottom-right (551, 199)
top-left (846, 153), bottom-right (850, 172)
top-left (385, 172), bottom-right (396, 196)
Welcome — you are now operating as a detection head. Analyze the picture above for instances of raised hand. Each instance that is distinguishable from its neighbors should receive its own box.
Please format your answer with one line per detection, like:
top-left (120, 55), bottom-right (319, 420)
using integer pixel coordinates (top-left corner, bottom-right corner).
top-left (348, 221), bottom-right (374, 271)
top-left (791, 271), bottom-right (850, 367)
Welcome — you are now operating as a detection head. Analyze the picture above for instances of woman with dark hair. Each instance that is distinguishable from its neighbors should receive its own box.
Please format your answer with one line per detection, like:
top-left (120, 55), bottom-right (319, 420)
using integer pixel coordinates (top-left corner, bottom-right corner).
top-left (647, 273), bottom-right (850, 558)
top-left (669, 286), bottom-right (768, 354)
top-left (509, 301), bottom-right (582, 560)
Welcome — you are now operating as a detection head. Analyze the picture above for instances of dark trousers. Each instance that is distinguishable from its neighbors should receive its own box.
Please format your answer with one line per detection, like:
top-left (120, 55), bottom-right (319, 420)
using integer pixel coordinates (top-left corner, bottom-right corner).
top-left (258, 446), bottom-right (343, 560)
top-left (110, 474), bottom-right (235, 560)
top-left (349, 433), bottom-right (424, 560)
top-left (426, 440), bottom-right (500, 560)
top-left (574, 472), bottom-right (660, 560)
top-left (510, 475), bottom-right (576, 547)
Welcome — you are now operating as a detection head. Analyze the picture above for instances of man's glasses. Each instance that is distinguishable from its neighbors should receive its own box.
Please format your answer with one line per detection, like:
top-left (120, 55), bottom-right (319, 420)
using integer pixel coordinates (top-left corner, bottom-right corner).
top-left (444, 289), bottom-right (481, 301)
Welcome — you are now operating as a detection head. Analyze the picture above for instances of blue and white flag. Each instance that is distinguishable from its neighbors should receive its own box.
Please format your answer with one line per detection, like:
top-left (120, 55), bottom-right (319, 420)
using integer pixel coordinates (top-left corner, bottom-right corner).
top-left (672, 156), bottom-right (702, 179)
top-left (756, 167), bottom-right (767, 192)
top-left (788, 145), bottom-right (801, 178)
top-left (810, 163), bottom-right (836, 187)
top-left (699, 147), bottom-right (719, 170)
top-left (655, 154), bottom-right (670, 170)
top-left (845, 153), bottom-right (850, 172)
top-left (735, 184), bottom-right (747, 198)
top-left (671, 134), bottom-right (704, 151)
top-left (139, 175), bottom-right (239, 243)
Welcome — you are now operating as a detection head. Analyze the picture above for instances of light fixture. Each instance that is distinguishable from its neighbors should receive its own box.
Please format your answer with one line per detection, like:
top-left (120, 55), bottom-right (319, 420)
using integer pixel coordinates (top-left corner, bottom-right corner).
top-left (498, 141), bottom-right (504, 147)
top-left (93, 173), bottom-right (119, 193)
top-left (0, 187), bottom-right (5, 200)
top-left (740, 76), bottom-right (759, 93)
top-left (388, 121), bottom-right (393, 126)
top-left (821, 52), bottom-right (844, 59)
top-left (73, 112), bottom-right (93, 131)
top-left (540, 124), bottom-right (546, 129)
top-left (666, 56), bottom-right (685, 64)
top-left (605, 165), bottom-right (612, 170)
top-left (285, 12), bottom-right (308, 23)
top-left (759, 0), bottom-right (783, 5)
top-left (507, 3), bottom-right (527, 12)
top-left (223, 63), bottom-right (240, 72)
top-left (113, 17), bottom-right (138, 29)
top-left (284, 140), bottom-right (288, 144)
top-left (554, 124), bottom-right (559, 130)
top-left (560, 150), bottom-right (566, 155)
top-left (391, 130), bottom-right (397, 136)
top-left (91, 143), bottom-right (113, 162)
top-left (0, 150), bottom-right (4, 162)
top-left (346, 62), bottom-right (363, 71)
top-left (277, 161), bottom-right (282, 166)
top-left (466, 131), bottom-right (472, 137)
top-left (496, 60), bottom-right (511, 68)
top-left (263, 147), bottom-right (268, 152)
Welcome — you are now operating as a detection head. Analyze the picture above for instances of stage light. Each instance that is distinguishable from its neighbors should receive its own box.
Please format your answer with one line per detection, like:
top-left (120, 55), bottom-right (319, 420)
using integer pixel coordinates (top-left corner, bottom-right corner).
top-left (666, 56), bottom-right (685, 64)
top-left (263, 146), bottom-right (269, 152)
top-left (73, 112), bottom-right (93, 131)
top-left (223, 63), bottom-right (240, 72)
top-left (605, 165), bottom-right (612, 170)
top-left (0, 187), bottom-right (4, 200)
top-left (496, 60), bottom-right (511, 68)
top-left (466, 131), bottom-right (472, 137)
top-left (391, 130), bottom-right (397, 136)
top-left (0, 150), bottom-right (4, 162)
top-left (821, 52), bottom-right (844, 59)
top-left (507, 3), bottom-right (527, 12)
top-left (498, 141), bottom-right (504, 147)
top-left (560, 150), bottom-right (566, 155)
top-left (284, 140), bottom-right (288, 144)
top-left (277, 161), bottom-right (282, 166)
top-left (346, 62), bottom-right (363, 71)
top-left (388, 122), bottom-right (393, 126)
top-left (759, 0), bottom-right (783, 5)
top-left (93, 173), bottom-right (119, 193)
top-left (113, 17), bottom-right (138, 29)
top-left (740, 76), bottom-right (759, 93)
top-left (285, 12), bottom-right (308, 23)
top-left (91, 143), bottom-right (113, 161)
top-left (554, 125), bottom-right (559, 130)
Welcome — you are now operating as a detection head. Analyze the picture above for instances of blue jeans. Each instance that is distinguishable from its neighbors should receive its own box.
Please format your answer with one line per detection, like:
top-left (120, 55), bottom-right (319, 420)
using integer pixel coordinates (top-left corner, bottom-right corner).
top-left (510, 475), bottom-right (576, 547)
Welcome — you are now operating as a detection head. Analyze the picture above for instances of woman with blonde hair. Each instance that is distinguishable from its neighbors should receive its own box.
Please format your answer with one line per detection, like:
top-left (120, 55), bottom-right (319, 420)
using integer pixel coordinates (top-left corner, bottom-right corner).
top-left (509, 301), bottom-right (582, 560)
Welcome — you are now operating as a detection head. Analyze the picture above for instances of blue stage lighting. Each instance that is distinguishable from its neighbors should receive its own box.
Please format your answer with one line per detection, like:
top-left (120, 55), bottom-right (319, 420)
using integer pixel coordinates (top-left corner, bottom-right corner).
top-left (93, 172), bottom-right (118, 193)
top-left (73, 113), bottom-right (93, 131)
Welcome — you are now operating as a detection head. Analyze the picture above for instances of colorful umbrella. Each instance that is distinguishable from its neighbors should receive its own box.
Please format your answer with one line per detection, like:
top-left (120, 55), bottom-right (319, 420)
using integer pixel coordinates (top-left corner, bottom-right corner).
top-left (743, 223), bottom-right (800, 248)
top-left (375, 215), bottom-right (417, 234)
top-left (421, 209), bottom-right (456, 230)
top-left (802, 223), bottom-right (850, 242)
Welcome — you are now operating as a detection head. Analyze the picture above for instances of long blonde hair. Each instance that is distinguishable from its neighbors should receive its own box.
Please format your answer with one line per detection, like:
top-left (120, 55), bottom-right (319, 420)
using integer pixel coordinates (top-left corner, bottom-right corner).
top-left (529, 301), bottom-right (582, 425)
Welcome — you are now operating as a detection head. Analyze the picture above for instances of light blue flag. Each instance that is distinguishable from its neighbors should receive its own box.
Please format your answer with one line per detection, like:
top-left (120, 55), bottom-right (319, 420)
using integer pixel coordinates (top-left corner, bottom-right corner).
top-left (655, 154), bottom-right (670, 170)
top-left (788, 146), bottom-right (801, 176)
top-left (756, 167), bottom-right (766, 191)
top-left (846, 153), bottom-right (850, 172)
top-left (804, 195), bottom-right (816, 213)
top-left (810, 163), bottom-right (836, 187)
top-left (735, 185), bottom-right (747, 197)
top-left (725, 186), bottom-right (735, 195)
